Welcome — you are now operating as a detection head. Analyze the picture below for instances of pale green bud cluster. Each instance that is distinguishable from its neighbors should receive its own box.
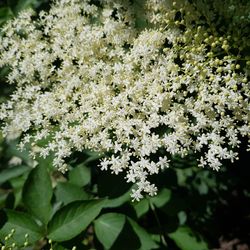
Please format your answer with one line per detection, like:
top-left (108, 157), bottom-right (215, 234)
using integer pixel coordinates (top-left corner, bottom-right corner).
top-left (0, 229), bottom-right (29, 250)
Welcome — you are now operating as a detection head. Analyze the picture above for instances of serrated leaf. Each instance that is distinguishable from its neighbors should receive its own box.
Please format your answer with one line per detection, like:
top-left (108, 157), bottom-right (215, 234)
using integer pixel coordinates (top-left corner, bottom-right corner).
top-left (55, 182), bottom-right (89, 205)
top-left (0, 165), bottom-right (30, 185)
top-left (0, 210), bottom-right (43, 246)
top-left (48, 199), bottom-right (106, 242)
top-left (94, 213), bottom-right (125, 249)
top-left (128, 218), bottom-right (158, 250)
top-left (22, 165), bottom-right (53, 225)
top-left (69, 164), bottom-right (91, 187)
top-left (168, 227), bottom-right (208, 250)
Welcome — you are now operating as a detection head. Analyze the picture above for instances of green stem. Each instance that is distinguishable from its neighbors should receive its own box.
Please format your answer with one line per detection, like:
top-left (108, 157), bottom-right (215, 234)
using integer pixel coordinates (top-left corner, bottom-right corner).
top-left (148, 199), bottom-right (168, 247)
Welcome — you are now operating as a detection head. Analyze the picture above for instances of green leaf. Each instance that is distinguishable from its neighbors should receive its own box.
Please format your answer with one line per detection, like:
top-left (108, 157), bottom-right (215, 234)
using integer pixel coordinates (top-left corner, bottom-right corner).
top-left (109, 220), bottom-right (141, 250)
top-left (168, 227), bottom-right (208, 250)
top-left (69, 164), bottom-right (91, 187)
top-left (55, 182), bottom-right (89, 205)
top-left (6, 141), bottom-right (30, 164)
top-left (133, 199), bottom-right (149, 218)
top-left (22, 165), bottom-right (53, 225)
top-left (0, 210), bottom-right (43, 246)
top-left (150, 188), bottom-right (171, 208)
top-left (14, 0), bottom-right (40, 14)
top-left (0, 192), bottom-right (8, 208)
top-left (133, 0), bottom-right (148, 30)
top-left (105, 188), bottom-right (131, 208)
top-left (128, 218), bottom-right (158, 250)
top-left (0, 165), bottom-right (30, 185)
top-left (10, 174), bottom-right (28, 208)
top-left (0, 7), bottom-right (14, 25)
top-left (48, 199), bottom-right (106, 242)
top-left (36, 154), bottom-right (54, 172)
top-left (94, 213), bottom-right (125, 249)
top-left (84, 150), bottom-right (102, 163)
top-left (178, 211), bottom-right (187, 225)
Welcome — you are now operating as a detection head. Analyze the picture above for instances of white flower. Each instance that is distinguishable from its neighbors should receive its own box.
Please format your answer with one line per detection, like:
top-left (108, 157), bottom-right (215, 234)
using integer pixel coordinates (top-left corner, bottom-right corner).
top-left (8, 156), bottom-right (22, 166)
top-left (0, 0), bottom-right (249, 200)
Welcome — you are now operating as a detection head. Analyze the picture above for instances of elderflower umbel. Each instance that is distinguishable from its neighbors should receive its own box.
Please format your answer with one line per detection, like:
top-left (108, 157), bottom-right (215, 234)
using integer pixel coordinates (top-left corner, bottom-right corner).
top-left (0, 0), bottom-right (249, 200)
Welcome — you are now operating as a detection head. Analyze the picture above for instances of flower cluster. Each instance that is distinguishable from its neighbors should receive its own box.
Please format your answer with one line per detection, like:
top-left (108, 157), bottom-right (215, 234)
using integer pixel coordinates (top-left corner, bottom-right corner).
top-left (0, 0), bottom-right (249, 200)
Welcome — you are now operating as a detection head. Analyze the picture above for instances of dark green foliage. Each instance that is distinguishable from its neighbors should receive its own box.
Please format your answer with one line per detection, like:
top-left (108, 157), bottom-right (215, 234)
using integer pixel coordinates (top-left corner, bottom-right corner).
top-left (1, 138), bottom-right (249, 249)
top-left (22, 164), bottom-right (53, 225)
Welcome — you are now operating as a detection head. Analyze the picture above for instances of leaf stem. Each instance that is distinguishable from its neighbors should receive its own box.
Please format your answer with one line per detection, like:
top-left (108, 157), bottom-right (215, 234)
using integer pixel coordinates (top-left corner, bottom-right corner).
top-left (148, 199), bottom-right (168, 247)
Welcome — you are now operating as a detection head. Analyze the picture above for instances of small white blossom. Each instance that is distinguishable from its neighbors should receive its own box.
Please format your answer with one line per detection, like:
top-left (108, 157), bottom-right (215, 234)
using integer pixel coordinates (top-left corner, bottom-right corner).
top-left (0, 0), bottom-right (249, 199)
